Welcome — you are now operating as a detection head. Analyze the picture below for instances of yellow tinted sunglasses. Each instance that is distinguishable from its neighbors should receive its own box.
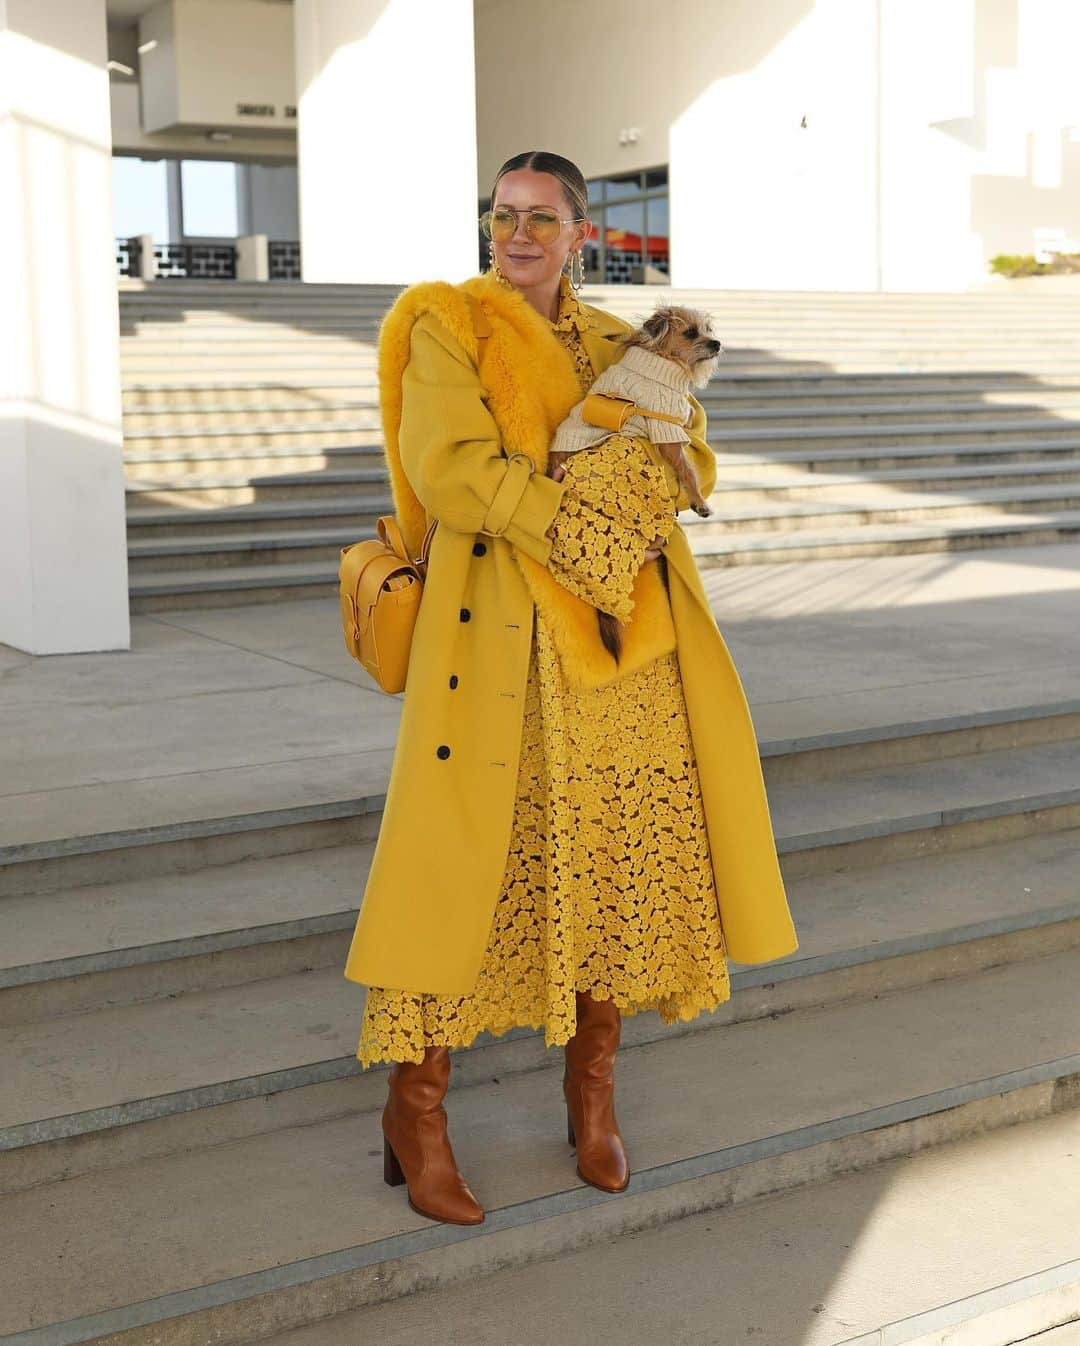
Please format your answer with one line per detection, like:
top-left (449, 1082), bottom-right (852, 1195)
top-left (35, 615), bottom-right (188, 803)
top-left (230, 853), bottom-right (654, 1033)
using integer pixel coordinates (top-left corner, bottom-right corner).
top-left (479, 206), bottom-right (586, 246)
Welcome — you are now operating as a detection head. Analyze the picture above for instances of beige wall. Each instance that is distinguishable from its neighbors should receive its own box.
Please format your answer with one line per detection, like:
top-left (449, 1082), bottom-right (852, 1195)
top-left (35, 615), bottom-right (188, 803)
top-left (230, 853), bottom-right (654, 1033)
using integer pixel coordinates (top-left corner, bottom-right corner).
top-left (109, 80), bottom-right (297, 160)
top-left (108, 0), bottom-right (297, 157)
top-left (105, 0), bottom-right (1080, 289)
top-left (473, 0), bottom-right (680, 195)
top-left (139, 0), bottom-right (294, 135)
top-left (474, 0), bottom-right (1080, 291)
top-left (294, 0), bottom-right (480, 283)
top-left (2, 0), bottom-right (130, 652)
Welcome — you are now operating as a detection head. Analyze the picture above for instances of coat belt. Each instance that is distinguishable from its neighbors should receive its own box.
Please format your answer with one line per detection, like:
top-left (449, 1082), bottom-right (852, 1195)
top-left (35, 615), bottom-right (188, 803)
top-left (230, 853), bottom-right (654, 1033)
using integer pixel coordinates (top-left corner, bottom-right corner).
top-left (483, 452), bottom-right (536, 537)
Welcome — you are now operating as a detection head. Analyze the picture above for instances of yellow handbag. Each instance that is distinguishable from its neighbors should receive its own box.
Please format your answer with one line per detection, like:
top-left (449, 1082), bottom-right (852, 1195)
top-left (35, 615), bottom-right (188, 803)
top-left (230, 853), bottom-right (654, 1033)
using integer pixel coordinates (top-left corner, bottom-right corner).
top-left (580, 390), bottom-right (691, 433)
top-left (338, 294), bottom-right (492, 693)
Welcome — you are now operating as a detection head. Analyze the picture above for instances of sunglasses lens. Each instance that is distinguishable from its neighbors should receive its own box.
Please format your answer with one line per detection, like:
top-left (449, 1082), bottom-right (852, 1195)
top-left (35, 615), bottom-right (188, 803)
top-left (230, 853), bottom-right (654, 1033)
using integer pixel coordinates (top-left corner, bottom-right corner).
top-left (490, 209), bottom-right (518, 241)
top-left (484, 208), bottom-right (565, 244)
top-left (527, 211), bottom-right (560, 244)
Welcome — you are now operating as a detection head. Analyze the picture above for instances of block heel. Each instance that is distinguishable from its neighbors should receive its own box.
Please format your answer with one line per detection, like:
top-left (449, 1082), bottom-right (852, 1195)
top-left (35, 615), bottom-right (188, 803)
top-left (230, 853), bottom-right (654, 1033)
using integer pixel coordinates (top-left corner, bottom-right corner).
top-left (562, 992), bottom-right (630, 1193)
top-left (383, 1135), bottom-right (405, 1187)
top-left (380, 1048), bottom-right (485, 1224)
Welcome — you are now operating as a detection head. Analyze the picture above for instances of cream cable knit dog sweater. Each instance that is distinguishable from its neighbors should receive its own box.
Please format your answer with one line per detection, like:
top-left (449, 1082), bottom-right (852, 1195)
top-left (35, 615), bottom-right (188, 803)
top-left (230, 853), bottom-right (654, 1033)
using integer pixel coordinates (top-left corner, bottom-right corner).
top-left (549, 343), bottom-right (694, 456)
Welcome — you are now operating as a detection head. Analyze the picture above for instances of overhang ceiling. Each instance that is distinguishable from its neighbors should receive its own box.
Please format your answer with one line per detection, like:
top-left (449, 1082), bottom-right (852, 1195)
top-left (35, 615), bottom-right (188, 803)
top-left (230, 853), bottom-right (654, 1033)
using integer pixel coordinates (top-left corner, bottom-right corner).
top-left (107, 0), bottom-right (292, 29)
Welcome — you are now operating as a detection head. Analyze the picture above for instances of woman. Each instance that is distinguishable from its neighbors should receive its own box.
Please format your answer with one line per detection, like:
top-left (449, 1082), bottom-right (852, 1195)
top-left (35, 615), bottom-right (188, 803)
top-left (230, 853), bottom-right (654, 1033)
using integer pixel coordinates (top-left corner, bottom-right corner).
top-left (343, 151), bottom-right (799, 1227)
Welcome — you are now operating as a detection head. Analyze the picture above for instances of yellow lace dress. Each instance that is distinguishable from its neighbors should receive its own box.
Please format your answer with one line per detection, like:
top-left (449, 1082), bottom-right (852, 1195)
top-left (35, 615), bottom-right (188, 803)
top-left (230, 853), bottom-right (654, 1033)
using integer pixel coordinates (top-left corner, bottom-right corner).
top-left (356, 275), bottom-right (731, 1068)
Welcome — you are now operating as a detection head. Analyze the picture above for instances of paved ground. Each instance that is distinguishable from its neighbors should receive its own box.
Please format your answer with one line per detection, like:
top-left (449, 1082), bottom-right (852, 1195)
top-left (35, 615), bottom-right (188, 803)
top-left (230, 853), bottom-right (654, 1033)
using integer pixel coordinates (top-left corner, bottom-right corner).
top-left (253, 1107), bottom-right (1080, 1346)
top-left (3, 543), bottom-right (1080, 850)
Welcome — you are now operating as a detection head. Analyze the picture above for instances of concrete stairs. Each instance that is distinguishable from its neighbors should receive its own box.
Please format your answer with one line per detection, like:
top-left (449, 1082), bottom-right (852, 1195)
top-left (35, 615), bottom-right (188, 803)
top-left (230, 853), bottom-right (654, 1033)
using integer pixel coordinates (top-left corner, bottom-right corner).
top-left (3, 567), bottom-right (1080, 1342)
top-left (118, 279), bottom-right (1080, 609)
top-left (253, 1109), bottom-right (1080, 1345)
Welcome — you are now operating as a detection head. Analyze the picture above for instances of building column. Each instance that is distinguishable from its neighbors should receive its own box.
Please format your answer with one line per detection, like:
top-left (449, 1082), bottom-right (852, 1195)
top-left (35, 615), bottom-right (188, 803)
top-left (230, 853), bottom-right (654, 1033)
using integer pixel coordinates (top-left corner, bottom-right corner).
top-left (293, 0), bottom-right (480, 284)
top-left (165, 159), bottom-right (184, 243)
top-left (0, 0), bottom-right (130, 654)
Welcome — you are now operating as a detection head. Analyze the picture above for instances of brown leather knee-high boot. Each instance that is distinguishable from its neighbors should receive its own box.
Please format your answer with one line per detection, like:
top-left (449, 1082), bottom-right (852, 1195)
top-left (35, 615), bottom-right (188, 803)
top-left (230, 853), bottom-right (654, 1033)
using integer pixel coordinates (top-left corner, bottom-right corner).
top-left (382, 1046), bottom-right (485, 1225)
top-left (563, 991), bottom-right (631, 1192)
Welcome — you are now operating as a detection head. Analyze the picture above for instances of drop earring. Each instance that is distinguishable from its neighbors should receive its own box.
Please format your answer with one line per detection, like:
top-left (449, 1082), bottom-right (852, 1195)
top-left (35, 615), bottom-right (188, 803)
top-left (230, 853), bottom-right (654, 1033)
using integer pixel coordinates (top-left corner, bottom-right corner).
top-left (567, 247), bottom-right (584, 293)
top-left (488, 241), bottom-right (509, 285)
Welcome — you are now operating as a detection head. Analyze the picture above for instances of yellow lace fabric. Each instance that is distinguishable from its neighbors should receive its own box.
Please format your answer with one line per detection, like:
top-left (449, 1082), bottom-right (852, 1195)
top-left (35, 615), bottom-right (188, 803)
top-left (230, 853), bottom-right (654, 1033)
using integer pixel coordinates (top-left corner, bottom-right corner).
top-left (545, 438), bottom-right (676, 622)
top-left (356, 273), bottom-right (730, 1068)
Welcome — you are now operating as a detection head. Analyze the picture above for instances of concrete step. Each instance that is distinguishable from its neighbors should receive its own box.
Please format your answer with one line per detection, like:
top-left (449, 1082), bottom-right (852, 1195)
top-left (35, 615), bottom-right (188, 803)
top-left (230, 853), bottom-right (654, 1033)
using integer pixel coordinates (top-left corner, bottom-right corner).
top-left (699, 380), bottom-right (1080, 409)
top-left (119, 486), bottom-right (1080, 571)
top-left (119, 391), bottom-right (1080, 427)
top-left (126, 525), bottom-right (382, 572)
top-left (5, 705), bottom-right (1078, 895)
top-left (123, 445), bottom-right (385, 482)
top-left (121, 457), bottom-right (1080, 512)
top-left (117, 384), bottom-right (1080, 423)
top-left (122, 378), bottom-right (380, 408)
top-left (118, 393), bottom-right (1080, 431)
top-left (118, 439), bottom-right (1080, 502)
top-left (713, 417), bottom-right (1080, 451)
top-left (116, 304), bottom-right (1080, 330)
top-left (4, 803), bottom-right (1077, 1028)
top-left (110, 331), bottom-right (385, 348)
top-left (124, 496), bottom-right (383, 538)
top-left (2, 819), bottom-right (1078, 1191)
top-left (712, 434), bottom-right (1080, 476)
top-left (119, 355), bottom-right (379, 376)
top-left (117, 447), bottom-right (1080, 527)
top-left (704, 396), bottom-right (1080, 429)
top-left (117, 500), bottom-right (1080, 578)
top-left (123, 423), bottom-right (382, 454)
top-left (117, 355), bottom-right (1080, 380)
top-left (117, 414), bottom-right (1080, 458)
top-left (114, 285), bottom-right (1080, 308)
top-left (124, 470), bottom-right (383, 508)
top-left (698, 484), bottom-right (1080, 535)
top-left (712, 456), bottom-right (1080, 498)
top-left (118, 311), bottom-right (1080, 337)
top-left (124, 472), bottom-right (1080, 550)
top-left (1030, 1323), bottom-right (1080, 1345)
top-left (2, 944), bottom-right (1077, 1343)
top-left (116, 372), bottom-right (1080, 406)
top-left (116, 348), bottom-right (1080, 375)
top-left (123, 403), bottom-right (379, 432)
top-left (253, 1107), bottom-right (1080, 1346)
top-left (688, 509), bottom-right (1080, 566)
top-left (706, 368), bottom-right (1080, 393)
top-left (114, 308), bottom-right (1080, 330)
top-left (113, 331), bottom-right (1077, 358)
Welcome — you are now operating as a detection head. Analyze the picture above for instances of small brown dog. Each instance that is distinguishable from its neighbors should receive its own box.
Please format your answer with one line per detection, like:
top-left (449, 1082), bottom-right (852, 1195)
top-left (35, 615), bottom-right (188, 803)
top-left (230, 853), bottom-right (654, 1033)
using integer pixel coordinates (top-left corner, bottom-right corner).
top-left (548, 305), bottom-right (724, 663)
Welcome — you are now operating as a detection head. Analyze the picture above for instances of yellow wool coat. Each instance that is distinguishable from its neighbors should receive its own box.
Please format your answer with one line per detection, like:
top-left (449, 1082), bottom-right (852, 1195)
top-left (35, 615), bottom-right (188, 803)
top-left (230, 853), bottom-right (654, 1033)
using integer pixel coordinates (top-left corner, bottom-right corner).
top-left (343, 271), bottom-right (799, 997)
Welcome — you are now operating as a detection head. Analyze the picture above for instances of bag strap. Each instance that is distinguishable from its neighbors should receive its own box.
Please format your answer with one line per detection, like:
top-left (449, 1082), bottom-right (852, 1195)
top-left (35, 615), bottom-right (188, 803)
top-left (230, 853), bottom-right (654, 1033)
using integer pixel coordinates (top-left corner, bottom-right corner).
top-left (635, 403), bottom-right (692, 428)
top-left (463, 290), bottom-right (492, 369)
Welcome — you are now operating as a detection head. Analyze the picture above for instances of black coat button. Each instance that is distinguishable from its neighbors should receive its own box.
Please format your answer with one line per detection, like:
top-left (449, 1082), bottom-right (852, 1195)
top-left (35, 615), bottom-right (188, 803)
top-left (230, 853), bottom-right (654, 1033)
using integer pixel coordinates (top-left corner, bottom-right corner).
top-left (472, 541), bottom-right (487, 556)
top-left (436, 745), bottom-right (451, 759)
top-left (459, 607), bottom-right (471, 622)
top-left (449, 675), bottom-right (459, 689)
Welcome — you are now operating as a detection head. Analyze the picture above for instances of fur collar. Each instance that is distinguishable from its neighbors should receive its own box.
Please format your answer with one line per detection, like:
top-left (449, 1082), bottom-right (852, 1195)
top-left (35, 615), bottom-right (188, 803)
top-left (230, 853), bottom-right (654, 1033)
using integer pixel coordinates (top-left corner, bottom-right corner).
top-left (376, 271), bottom-right (677, 689)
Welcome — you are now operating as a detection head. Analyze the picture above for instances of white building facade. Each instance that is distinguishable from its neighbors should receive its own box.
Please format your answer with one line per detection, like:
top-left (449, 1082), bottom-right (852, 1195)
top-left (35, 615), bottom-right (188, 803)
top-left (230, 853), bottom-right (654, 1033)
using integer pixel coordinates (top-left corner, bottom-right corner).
top-left (3, 0), bottom-right (1080, 653)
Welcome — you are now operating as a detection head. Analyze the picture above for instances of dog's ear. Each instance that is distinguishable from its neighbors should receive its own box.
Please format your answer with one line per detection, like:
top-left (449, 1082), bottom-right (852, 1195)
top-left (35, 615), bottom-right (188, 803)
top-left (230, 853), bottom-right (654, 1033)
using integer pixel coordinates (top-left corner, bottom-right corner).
top-left (642, 308), bottom-right (677, 342)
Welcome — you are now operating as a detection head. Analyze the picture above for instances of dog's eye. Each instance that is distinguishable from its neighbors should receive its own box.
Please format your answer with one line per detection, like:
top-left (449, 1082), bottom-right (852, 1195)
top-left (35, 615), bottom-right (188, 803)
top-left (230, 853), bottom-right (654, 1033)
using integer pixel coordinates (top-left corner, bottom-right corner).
top-left (685, 327), bottom-right (698, 338)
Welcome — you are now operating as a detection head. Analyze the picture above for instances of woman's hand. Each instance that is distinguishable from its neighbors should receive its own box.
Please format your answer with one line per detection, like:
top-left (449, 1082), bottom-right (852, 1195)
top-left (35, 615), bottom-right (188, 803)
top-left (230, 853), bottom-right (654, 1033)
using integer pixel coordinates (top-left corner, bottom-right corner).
top-left (549, 461), bottom-right (567, 483)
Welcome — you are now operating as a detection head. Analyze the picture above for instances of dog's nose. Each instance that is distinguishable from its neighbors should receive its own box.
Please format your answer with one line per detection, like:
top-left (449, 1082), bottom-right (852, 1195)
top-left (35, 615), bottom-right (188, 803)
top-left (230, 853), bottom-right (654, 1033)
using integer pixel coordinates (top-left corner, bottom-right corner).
top-left (708, 339), bottom-right (723, 353)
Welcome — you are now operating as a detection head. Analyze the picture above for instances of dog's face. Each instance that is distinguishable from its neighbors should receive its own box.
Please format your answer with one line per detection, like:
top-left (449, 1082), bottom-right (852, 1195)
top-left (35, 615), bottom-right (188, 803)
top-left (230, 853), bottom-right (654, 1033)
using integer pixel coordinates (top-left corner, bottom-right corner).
top-left (624, 305), bottom-right (724, 389)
